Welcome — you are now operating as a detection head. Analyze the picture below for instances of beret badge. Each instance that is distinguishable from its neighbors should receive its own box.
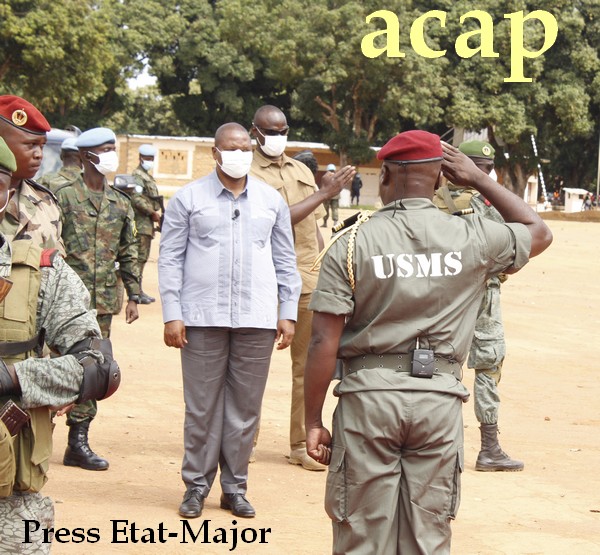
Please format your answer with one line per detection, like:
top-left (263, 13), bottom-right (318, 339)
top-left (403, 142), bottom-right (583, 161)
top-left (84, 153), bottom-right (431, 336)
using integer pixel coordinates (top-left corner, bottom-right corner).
top-left (11, 109), bottom-right (28, 127)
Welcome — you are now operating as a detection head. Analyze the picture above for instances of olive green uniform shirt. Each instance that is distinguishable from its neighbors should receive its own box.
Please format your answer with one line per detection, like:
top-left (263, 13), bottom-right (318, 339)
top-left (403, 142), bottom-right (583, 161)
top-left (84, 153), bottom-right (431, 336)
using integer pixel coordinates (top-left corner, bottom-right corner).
top-left (56, 176), bottom-right (140, 315)
top-left (251, 149), bottom-right (325, 294)
top-left (310, 198), bottom-right (531, 365)
top-left (37, 166), bottom-right (82, 194)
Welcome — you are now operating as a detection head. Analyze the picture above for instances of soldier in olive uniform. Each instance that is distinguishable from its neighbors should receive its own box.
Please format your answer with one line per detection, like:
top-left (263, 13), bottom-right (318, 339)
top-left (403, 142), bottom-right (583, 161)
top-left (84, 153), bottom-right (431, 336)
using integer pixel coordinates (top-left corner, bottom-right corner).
top-left (304, 131), bottom-right (552, 554)
top-left (433, 140), bottom-right (523, 472)
top-left (0, 95), bottom-right (65, 255)
top-left (131, 143), bottom-right (162, 304)
top-left (55, 127), bottom-right (141, 471)
top-left (37, 136), bottom-right (82, 192)
top-left (0, 137), bottom-right (121, 554)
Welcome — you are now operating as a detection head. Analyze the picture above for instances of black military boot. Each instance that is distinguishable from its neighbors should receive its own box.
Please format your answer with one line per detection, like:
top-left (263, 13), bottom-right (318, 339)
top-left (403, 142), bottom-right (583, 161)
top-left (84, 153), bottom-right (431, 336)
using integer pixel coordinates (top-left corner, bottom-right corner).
top-left (139, 279), bottom-right (155, 304)
top-left (63, 421), bottom-right (109, 471)
top-left (476, 423), bottom-right (524, 472)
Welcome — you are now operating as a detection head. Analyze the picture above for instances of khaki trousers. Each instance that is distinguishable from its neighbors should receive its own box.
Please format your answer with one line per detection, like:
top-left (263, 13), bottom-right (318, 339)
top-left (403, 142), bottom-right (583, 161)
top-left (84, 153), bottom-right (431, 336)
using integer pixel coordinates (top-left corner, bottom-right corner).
top-left (289, 293), bottom-right (313, 450)
top-left (326, 386), bottom-right (464, 555)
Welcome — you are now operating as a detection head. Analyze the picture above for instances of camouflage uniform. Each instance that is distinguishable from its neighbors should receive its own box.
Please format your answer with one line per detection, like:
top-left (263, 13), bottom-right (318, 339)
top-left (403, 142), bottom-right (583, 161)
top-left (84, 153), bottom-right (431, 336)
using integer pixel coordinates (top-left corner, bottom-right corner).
top-left (0, 236), bottom-right (104, 554)
top-left (0, 179), bottom-right (65, 256)
top-left (131, 164), bottom-right (161, 274)
top-left (433, 186), bottom-right (505, 424)
top-left (56, 175), bottom-right (139, 424)
top-left (37, 165), bottom-right (82, 193)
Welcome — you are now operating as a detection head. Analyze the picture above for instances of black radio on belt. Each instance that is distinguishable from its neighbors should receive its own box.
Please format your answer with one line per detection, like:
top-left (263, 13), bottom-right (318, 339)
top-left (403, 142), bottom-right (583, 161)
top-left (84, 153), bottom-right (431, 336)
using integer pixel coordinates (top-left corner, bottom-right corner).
top-left (410, 338), bottom-right (435, 378)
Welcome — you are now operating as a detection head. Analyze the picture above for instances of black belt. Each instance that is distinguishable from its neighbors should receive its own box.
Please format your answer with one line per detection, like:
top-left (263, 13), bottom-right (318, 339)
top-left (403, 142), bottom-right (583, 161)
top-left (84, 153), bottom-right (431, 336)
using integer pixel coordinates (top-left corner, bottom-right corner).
top-left (344, 353), bottom-right (461, 379)
top-left (0, 329), bottom-right (45, 358)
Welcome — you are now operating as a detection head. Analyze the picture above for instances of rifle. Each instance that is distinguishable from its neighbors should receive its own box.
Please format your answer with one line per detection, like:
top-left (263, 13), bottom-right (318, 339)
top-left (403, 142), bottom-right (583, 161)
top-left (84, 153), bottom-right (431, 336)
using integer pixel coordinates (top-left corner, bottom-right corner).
top-left (149, 194), bottom-right (165, 232)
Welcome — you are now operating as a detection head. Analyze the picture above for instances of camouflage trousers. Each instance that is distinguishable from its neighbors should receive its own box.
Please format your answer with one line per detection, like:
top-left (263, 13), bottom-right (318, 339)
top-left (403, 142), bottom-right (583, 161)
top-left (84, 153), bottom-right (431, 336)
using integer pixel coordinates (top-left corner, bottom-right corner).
top-left (0, 492), bottom-right (54, 554)
top-left (66, 314), bottom-right (110, 426)
top-left (468, 280), bottom-right (506, 425)
top-left (136, 234), bottom-right (152, 274)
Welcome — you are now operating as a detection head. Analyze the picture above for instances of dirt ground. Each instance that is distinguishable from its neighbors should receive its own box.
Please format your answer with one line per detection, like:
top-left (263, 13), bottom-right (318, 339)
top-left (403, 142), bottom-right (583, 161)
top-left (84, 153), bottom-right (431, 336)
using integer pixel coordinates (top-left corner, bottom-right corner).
top-left (44, 212), bottom-right (600, 554)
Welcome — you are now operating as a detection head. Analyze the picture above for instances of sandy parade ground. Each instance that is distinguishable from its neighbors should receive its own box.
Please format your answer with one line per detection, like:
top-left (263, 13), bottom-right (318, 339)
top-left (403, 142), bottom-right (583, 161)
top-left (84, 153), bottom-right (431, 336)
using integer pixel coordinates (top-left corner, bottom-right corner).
top-left (41, 210), bottom-right (600, 555)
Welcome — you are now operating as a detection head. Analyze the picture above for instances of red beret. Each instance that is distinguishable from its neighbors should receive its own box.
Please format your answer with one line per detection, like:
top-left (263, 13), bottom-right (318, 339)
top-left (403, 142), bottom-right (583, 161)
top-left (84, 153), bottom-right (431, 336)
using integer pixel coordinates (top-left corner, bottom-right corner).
top-left (377, 130), bottom-right (442, 162)
top-left (0, 95), bottom-right (51, 135)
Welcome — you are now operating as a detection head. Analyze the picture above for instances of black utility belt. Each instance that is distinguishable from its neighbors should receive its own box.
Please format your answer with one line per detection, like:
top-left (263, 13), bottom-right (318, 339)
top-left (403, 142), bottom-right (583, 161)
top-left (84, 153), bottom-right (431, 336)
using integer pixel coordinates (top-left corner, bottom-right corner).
top-left (344, 353), bottom-right (461, 379)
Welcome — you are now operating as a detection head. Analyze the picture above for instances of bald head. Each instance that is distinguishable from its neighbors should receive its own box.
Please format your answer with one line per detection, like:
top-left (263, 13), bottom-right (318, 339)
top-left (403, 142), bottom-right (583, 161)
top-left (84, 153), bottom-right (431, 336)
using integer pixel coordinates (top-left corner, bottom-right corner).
top-left (379, 160), bottom-right (442, 205)
top-left (252, 105), bottom-right (286, 128)
top-left (214, 123), bottom-right (250, 149)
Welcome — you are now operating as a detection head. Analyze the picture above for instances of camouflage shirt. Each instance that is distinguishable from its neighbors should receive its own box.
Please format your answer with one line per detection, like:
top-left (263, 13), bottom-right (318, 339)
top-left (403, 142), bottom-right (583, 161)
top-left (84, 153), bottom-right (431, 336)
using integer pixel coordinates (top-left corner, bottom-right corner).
top-left (0, 236), bottom-right (103, 409)
top-left (0, 180), bottom-right (65, 256)
top-left (37, 166), bottom-right (82, 194)
top-left (131, 165), bottom-right (161, 237)
top-left (56, 175), bottom-right (140, 315)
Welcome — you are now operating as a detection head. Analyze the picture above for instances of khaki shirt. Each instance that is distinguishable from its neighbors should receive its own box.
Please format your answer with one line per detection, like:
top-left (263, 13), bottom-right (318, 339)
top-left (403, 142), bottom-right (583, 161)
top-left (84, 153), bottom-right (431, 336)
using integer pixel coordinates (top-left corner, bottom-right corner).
top-left (0, 180), bottom-right (65, 256)
top-left (251, 149), bottom-right (325, 293)
top-left (310, 198), bottom-right (531, 365)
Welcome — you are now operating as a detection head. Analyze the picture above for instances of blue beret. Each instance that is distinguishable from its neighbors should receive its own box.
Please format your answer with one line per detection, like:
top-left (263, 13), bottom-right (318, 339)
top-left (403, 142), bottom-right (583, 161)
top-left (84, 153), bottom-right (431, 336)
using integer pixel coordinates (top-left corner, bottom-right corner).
top-left (326, 163), bottom-right (336, 171)
top-left (76, 127), bottom-right (116, 148)
top-left (139, 144), bottom-right (156, 157)
top-left (61, 137), bottom-right (79, 151)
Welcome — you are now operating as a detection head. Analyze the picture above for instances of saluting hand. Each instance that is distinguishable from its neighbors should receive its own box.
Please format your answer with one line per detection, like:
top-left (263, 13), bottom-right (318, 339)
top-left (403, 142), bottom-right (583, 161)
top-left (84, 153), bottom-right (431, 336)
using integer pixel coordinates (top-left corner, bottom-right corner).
top-left (441, 142), bottom-right (482, 188)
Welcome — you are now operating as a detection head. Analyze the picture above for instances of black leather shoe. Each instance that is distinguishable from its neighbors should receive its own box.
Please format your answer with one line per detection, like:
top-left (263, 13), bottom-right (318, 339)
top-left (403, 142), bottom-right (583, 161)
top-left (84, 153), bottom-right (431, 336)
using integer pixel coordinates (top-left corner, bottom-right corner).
top-left (220, 493), bottom-right (255, 518)
top-left (179, 488), bottom-right (204, 518)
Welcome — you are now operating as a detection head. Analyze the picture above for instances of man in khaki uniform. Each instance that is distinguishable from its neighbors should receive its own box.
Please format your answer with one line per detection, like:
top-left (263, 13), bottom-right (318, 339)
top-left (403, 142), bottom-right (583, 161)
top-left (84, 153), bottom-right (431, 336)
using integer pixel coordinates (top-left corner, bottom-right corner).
top-left (250, 105), bottom-right (354, 470)
top-left (304, 131), bottom-right (552, 554)
top-left (0, 95), bottom-right (65, 255)
top-left (434, 140), bottom-right (523, 472)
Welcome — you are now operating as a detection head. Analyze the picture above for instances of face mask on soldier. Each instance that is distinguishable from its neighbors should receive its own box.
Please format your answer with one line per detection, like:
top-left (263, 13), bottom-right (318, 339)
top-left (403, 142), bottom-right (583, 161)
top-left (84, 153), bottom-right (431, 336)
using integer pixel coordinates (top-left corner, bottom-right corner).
top-left (141, 160), bottom-right (154, 172)
top-left (90, 151), bottom-right (119, 175)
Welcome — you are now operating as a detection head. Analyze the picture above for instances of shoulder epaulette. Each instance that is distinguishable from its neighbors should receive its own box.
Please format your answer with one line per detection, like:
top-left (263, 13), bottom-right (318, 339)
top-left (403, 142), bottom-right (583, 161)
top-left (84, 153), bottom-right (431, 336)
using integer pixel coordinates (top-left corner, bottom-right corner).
top-left (331, 211), bottom-right (362, 235)
top-left (40, 248), bottom-right (59, 267)
top-left (110, 185), bottom-right (131, 200)
top-left (25, 179), bottom-right (58, 202)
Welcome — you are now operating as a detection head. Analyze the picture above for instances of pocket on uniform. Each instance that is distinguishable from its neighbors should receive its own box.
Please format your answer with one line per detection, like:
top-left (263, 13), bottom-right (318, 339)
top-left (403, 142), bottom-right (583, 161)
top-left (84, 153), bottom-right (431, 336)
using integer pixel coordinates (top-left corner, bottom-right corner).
top-left (447, 450), bottom-right (464, 520)
top-left (324, 445), bottom-right (348, 523)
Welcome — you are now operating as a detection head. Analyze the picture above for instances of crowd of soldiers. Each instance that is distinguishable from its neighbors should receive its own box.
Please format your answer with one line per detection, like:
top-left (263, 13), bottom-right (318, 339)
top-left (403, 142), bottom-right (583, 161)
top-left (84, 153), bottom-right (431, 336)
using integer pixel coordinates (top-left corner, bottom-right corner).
top-left (0, 93), bottom-right (552, 555)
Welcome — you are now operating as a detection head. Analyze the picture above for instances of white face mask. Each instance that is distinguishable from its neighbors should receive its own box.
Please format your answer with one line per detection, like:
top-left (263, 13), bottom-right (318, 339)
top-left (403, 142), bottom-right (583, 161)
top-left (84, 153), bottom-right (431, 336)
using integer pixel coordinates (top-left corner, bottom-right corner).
top-left (141, 160), bottom-right (154, 172)
top-left (256, 128), bottom-right (288, 158)
top-left (216, 148), bottom-right (253, 179)
top-left (91, 151), bottom-right (119, 175)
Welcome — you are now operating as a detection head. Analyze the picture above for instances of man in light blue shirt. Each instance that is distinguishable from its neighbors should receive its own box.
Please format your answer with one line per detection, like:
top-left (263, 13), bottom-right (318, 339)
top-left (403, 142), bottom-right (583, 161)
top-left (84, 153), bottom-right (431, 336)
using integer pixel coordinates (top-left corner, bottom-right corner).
top-left (159, 123), bottom-right (301, 520)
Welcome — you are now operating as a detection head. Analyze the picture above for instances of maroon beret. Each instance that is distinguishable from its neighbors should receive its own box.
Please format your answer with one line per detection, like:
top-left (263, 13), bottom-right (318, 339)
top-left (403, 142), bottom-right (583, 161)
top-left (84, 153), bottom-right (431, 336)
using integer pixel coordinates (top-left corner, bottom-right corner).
top-left (0, 95), bottom-right (51, 135)
top-left (377, 130), bottom-right (442, 162)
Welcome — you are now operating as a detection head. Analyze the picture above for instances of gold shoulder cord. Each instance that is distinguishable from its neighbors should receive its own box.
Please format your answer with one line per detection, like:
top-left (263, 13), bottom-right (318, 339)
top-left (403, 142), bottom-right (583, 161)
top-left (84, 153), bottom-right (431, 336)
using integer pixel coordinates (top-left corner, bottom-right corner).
top-left (311, 211), bottom-right (372, 293)
top-left (346, 211), bottom-right (372, 292)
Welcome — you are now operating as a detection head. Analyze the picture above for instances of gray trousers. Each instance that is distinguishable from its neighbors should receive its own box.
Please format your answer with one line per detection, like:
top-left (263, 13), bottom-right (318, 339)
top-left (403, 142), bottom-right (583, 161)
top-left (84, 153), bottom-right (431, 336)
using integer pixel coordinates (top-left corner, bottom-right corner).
top-left (326, 388), bottom-right (464, 555)
top-left (180, 327), bottom-right (275, 497)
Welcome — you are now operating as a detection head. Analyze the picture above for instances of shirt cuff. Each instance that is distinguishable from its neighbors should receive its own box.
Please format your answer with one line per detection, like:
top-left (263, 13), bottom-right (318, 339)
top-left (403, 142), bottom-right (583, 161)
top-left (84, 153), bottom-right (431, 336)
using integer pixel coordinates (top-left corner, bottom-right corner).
top-left (162, 303), bottom-right (183, 324)
top-left (278, 300), bottom-right (298, 322)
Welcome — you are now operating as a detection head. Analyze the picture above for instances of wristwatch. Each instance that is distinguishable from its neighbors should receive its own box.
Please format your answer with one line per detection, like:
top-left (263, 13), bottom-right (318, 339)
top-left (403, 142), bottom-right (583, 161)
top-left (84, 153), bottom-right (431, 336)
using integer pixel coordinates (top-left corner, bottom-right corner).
top-left (128, 294), bottom-right (141, 304)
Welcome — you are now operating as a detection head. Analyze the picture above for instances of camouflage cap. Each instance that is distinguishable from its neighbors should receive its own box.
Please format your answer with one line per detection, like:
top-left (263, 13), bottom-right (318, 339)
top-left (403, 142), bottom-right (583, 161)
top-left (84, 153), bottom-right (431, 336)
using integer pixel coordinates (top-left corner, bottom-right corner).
top-left (459, 140), bottom-right (495, 160)
top-left (0, 95), bottom-right (51, 135)
top-left (0, 137), bottom-right (17, 173)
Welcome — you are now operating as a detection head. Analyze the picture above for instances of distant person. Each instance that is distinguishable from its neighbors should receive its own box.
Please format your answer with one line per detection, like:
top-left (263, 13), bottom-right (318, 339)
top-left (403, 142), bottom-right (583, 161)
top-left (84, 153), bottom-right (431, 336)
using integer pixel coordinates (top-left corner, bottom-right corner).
top-left (293, 150), bottom-right (318, 177)
top-left (583, 193), bottom-right (591, 211)
top-left (131, 143), bottom-right (162, 304)
top-left (434, 140), bottom-right (524, 472)
top-left (249, 104), bottom-right (354, 471)
top-left (350, 172), bottom-right (363, 205)
top-left (321, 163), bottom-right (340, 228)
top-left (55, 127), bottom-right (141, 472)
top-left (0, 95), bottom-right (65, 255)
top-left (37, 136), bottom-right (82, 192)
top-left (159, 123), bottom-right (301, 519)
